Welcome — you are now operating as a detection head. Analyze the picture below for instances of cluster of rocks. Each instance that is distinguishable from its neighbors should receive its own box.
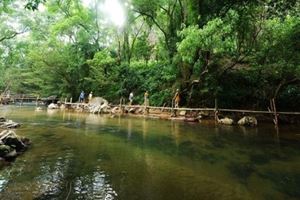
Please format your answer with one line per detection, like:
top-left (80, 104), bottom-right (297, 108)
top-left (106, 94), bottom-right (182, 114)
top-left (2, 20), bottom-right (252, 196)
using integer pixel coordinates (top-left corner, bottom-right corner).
top-left (217, 116), bottom-right (258, 126)
top-left (46, 97), bottom-right (112, 114)
top-left (87, 97), bottom-right (110, 114)
top-left (46, 98), bottom-right (258, 126)
top-left (0, 118), bottom-right (30, 166)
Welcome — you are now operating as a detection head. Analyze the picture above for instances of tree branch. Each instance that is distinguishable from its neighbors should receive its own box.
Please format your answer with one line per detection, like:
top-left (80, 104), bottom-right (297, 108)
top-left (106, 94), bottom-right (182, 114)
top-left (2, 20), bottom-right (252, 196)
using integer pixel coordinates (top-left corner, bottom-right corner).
top-left (132, 9), bottom-right (168, 39)
top-left (158, 5), bottom-right (169, 14)
top-left (128, 21), bottom-right (145, 60)
top-left (170, 0), bottom-right (178, 18)
top-left (0, 29), bottom-right (28, 43)
top-left (274, 77), bottom-right (300, 99)
top-left (178, 0), bottom-right (185, 24)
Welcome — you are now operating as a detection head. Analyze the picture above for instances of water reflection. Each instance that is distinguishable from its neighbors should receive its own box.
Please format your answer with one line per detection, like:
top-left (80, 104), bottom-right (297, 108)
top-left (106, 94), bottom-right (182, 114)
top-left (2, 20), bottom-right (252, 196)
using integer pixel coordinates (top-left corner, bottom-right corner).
top-left (0, 148), bottom-right (118, 199)
top-left (0, 106), bottom-right (299, 200)
top-left (127, 119), bottom-right (132, 140)
top-left (142, 118), bottom-right (147, 141)
top-left (170, 121), bottom-right (180, 146)
top-left (46, 109), bottom-right (59, 116)
top-left (86, 114), bottom-right (108, 125)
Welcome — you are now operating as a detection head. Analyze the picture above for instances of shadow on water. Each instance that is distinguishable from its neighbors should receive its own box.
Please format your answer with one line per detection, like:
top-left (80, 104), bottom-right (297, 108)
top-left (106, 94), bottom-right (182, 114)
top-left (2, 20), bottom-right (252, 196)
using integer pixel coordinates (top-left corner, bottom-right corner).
top-left (227, 161), bottom-right (256, 185)
top-left (258, 171), bottom-right (300, 198)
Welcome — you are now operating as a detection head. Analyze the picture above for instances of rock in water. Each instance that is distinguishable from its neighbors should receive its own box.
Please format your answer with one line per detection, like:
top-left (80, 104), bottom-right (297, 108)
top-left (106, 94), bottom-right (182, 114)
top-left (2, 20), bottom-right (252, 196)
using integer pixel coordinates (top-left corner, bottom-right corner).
top-left (0, 123), bottom-right (30, 165)
top-left (218, 117), bottom-right (234, 125)
top-left (179, 111), bottom-right (186, 116)
top-left (0, 145), bottom-right (12, 157)
top-left (238, 116), bottom-right (257, 126)
top-left (0, 120), bottom-right (20, 128)
top-left (3, 136), bottom-right (27, 152)
top-left (5, 149), bottom-right (17, 159)
top-left (35, 107), bottom-right (43, 111)
top-left (129, 108), bottom-right (136, 113)
top-left (88, 97), bottom-right (109, 114)
top-left (111, 107), bottom-right (120, 114)
top-left (0, 117), bottom-right (6, 122)
top-left (48, 103), bottom-right (59, 109)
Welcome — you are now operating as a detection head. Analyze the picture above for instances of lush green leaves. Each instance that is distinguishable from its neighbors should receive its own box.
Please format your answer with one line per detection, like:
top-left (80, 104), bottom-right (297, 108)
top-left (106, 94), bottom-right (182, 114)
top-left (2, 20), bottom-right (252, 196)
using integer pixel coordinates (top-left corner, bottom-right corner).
top-left (0, 0), bottom-right (299, 110)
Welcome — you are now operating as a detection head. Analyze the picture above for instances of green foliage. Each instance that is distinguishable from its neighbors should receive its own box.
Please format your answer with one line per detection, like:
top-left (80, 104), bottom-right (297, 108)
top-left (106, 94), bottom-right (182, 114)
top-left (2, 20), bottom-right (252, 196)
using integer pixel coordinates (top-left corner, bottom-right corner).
top-left (132, 34), bottom-right (152, 62)
top-left (0, 0), bottom-right (299, 110)
top-left (251, 16), bottom-right (300, 99)
top-left (178, 13), bottom-right (237, 63)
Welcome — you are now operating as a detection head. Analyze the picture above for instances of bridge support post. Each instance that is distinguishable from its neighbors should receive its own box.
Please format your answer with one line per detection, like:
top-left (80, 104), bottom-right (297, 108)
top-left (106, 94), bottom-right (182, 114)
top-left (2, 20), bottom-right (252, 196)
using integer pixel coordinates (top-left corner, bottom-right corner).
top-left (214, 98), bottom-right (218, 122)
top-left (270, 98), bottom-right (279, 127)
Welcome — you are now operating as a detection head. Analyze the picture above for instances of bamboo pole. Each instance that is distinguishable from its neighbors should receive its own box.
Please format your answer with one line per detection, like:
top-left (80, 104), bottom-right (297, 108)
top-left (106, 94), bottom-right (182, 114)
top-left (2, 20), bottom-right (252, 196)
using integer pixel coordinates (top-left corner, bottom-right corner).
top-left (271, 98), bottom-right (278, 127)
top-left (214, 98), bottom-right (218, 122)
top-left (109, 105), bottom-right (300, 115)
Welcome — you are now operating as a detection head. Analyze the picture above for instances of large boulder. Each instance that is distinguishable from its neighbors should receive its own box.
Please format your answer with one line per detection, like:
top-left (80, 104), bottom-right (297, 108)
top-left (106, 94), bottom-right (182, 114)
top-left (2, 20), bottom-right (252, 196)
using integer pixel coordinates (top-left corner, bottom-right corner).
top-left (238, 116), bottom-right (257, 126)
top-left (89, 97), bottom-right (108, 105)
top-left (88, 97), bottom-right (109, 114)
top-left (48, 103), bottom-right (59, 109)
top-left (3, 135), bottom-right (27, 152)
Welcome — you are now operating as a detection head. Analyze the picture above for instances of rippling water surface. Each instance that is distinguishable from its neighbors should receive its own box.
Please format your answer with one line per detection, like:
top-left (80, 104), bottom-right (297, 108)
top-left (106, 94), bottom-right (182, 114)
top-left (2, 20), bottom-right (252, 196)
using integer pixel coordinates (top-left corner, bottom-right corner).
top-left (0, 106), bottom-right (300, 200)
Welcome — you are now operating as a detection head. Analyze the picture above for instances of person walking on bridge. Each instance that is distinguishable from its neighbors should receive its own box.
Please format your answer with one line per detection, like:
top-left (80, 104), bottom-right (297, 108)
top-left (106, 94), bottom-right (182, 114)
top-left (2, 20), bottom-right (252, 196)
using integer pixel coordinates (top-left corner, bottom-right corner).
top-left (88, 92), bottom-right (93, 103)
top-left (129, 92), bottom-right (134, 105)
top-left (144, 91), bottom-right (149, 106)
top-left (173, 89), bottom-right (180, 108)
top-left (79, 91), bottom-right (85, 103)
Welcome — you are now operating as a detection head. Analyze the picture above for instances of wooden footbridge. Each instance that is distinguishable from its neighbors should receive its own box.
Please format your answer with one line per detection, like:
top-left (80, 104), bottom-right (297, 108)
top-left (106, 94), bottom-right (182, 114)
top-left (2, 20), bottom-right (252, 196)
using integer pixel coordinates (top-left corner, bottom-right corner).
top-left (117, 103), bottom-right (300, 126)
top-left (0, 94), bottom-right (59, 105)
top-left (1, 94), bottom-right (299, 126)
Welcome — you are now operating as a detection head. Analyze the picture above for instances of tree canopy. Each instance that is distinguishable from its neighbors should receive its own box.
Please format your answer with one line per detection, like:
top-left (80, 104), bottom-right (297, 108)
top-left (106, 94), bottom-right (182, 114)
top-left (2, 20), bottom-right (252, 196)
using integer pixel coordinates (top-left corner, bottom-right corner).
top-left (0, 0), bottom-right (299, 110)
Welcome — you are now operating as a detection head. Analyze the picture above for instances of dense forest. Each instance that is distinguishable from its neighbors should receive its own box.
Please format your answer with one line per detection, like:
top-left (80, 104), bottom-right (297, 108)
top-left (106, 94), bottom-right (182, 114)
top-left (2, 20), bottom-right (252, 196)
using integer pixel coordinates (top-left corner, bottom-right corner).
top-left (0, 0), bottom-right (299, 110)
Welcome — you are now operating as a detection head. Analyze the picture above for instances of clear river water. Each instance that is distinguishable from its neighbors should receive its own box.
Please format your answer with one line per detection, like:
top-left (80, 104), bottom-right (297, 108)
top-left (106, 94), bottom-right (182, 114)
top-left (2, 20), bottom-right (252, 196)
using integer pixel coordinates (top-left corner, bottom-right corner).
top-left (0, 106), bottom-right (300, 200)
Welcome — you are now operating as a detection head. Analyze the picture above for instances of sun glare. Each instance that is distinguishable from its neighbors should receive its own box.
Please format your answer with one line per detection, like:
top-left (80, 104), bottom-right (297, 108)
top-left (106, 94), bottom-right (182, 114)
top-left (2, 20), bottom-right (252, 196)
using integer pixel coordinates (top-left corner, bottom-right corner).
top-left (83, 0), bottom-right (126, 28)
top-left (101, 0), bottom-right (126, 27)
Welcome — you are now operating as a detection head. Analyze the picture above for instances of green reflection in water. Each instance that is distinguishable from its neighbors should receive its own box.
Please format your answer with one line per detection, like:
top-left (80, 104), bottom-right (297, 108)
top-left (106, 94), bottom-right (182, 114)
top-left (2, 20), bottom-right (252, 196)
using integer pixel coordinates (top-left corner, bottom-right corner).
top-left (0, 106), bottom-right (299, 200)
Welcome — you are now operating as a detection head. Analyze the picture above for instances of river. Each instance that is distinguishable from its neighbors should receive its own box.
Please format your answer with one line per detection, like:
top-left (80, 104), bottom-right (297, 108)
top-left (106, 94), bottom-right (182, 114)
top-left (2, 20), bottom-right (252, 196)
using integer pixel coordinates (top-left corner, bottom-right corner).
top-left (0, 106), bottom-right (300, 200)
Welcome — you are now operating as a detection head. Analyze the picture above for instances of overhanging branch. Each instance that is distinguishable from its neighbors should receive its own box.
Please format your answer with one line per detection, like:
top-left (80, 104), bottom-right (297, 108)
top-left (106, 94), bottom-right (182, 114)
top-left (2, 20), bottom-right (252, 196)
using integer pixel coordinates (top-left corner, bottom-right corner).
top-left (0, 29), bottom-right (28, 43)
